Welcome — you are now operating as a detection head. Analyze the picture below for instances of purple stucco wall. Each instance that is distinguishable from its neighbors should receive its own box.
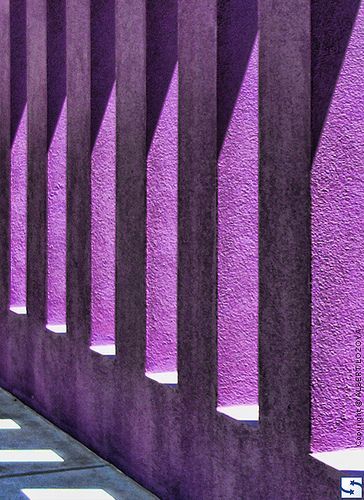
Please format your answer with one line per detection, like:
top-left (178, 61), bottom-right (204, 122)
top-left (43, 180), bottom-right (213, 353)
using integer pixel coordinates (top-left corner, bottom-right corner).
top-left (146, 1), bottom-right (178, 373)
top-left (0, 1), bottom-right (362, 499)
top-left (90, 0), bottom-right (116, 346)
top-left (10, 0), bottom-right (27, 309)
top-left (47, 101), bottom-right (67, 326)
top-left (217, 0), bottom-right (258, 407)
top-left (47, 0), bottom-right (67, 326)
top-left (312, 0), bottom-right (364, 452)
top-left (10, 106), bottom-right (27, 309)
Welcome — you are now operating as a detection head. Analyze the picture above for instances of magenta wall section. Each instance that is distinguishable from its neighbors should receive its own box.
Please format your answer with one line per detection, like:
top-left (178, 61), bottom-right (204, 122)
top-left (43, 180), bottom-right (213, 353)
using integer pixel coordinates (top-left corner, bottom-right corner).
top-left (312, 0), bottom-right (364, 452)
top-left (10, 0), bottom-right (27, 309)
top-left (146, 1), bottom-right (178, 374)
top-left (146, 66), bottom-right (178, 373)
top-left (90, 0), bottom-right (116, 346)
top-left (47, 0), bottom-right (67, 327)
top-left (91, 84), bottom-right (116, 346)
top-left (217, 0), bottom-right (258, 407)
top-left (47, 101), bottom-right (67, 326)
top-left (10, 107), bottom-right (27, 309)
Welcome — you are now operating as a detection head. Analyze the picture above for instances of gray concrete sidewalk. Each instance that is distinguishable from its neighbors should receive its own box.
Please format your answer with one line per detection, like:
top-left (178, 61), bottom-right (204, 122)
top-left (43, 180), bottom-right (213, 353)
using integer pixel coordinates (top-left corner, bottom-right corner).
top-left (0, 388), bottom-right (158, 500)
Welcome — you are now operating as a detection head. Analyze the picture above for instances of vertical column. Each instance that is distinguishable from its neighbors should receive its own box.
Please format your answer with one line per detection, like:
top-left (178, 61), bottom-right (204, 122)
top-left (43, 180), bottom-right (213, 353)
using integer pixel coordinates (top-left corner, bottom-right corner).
top-left (0, 1), bottom-right (10, 313)
top-left (115, 0), bottom-right (146, 372)
top-left (67, 0), bottom-right (91, 344)
top-left (259, 0), bottom-right (311, 495)
top-left (10, 0), bottom-right (27, 314)
top-left (27, 0), bottom-right (47, 322)
top-left (47, 0), bottom-right (67, 332)
top-left (178, 0), bottom-right (217, 409)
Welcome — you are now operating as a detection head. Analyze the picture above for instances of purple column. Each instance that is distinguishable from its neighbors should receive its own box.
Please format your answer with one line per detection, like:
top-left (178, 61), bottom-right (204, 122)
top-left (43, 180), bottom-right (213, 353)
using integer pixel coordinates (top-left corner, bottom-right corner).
top-left (311, 1), bottom-right (364, 452)
top-left (67, 0), bottom-right (91, 345)
top-left (27, 0), bottom-right (47, 322)
top-left (178, 0), bottom-right (217, 490)
top-left (259, 0), bottom-right (311, 496)
top-left (0, 1), bottom-right (10, 313)
top-left (116, 0), bottom-right (146, 371)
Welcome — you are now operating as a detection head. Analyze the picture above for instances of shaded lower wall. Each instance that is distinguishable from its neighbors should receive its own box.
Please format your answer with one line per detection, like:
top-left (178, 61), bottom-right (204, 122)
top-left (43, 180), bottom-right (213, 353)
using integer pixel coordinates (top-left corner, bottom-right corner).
top-left (0, 315), bottom-right (339, 499)
top-left (0, 0), bottom-right (363, 498)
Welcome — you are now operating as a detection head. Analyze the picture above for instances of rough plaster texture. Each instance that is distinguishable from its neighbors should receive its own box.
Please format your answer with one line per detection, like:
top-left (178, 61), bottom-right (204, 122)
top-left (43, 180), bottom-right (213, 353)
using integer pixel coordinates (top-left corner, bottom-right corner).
top-left (10, 0), bottom-right (27, 309)
top-left (91, 85), bottom-right (116, 345)
top-left (10, 106), bottom-right (27, 308)
top-left (90, 0), bottom-right (116, 346)
top-left (47, 102), bottom-right (67, 325)
top-left (146, 66), bottom-right (178, 372)
top-left (47, 0), bottom-right (67, 325)
top-left (311, 0), bottom-right (364, 452)
top-left (217, 0), bottom-right (258, 407)
top-left (0, 0), bottom-right (362, 499)
top-left (146, 1), bottom-right (178, 373)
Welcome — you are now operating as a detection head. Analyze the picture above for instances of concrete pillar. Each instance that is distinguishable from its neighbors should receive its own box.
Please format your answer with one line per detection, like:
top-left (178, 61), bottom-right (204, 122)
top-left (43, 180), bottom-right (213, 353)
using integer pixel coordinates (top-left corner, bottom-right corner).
top-left (115, 0), bottom-right (147, 374)
top-left (259, 0), bottom-right (312, 495)
top-left (27, 0), bottom-right (47, 322)
top-left (66, 0), bottom-right (91, 346)
top-left (0, 0), bottom-right (10, 313)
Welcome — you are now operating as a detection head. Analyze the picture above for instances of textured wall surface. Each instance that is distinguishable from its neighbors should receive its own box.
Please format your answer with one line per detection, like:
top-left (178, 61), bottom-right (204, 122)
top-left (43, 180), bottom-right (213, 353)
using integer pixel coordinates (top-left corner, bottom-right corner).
top-left (146, 1), bottom-right (178, 373)
top-left (90, 0), bottom-right (116, 345)
top-left (10, 0), bottom-right (27, 309)
top-left (0, 0), bottom-right (362, 499)
top-left (217, 0), bottom-right (258, 407)
top-left (312, 0), bottom-right (364, 452)
top-left (47, 0), bottom-right (67, 326)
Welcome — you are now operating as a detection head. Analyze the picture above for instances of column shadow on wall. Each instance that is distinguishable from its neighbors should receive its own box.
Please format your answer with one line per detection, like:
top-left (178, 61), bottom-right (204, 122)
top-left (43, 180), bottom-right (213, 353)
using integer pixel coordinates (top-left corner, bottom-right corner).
top-left (91, 0), bottom-right (115, 151)
top-left (10, 0), bottom-right (26, 148)
top-left (311, 0), bottom-right (361, 158)
top-left (47, 0), bottom-right (66, 151)
top-left (146, 0), bottom-right (177, 153)
top-left (217, 0), bottom-right (258, 155)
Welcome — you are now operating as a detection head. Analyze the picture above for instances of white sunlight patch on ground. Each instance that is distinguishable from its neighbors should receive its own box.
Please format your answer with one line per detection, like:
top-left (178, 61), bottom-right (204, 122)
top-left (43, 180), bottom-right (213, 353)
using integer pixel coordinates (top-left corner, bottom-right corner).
top-left (21, 489), bottom-right (115, 499)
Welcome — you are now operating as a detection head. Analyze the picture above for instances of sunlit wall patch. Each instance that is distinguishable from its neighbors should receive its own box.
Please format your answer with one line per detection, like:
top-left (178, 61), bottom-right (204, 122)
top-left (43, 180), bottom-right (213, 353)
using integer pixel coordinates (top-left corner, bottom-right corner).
top-left (10, 0), bottom-right (27, 314)
top-left (145, 1), bottom-right (178, 384)
top-left (89, 0), bottom-right (116, 355)
top-left (216, 0), bottom-right (259, 422)
top-left (46, 0), bottom-right (67, 333)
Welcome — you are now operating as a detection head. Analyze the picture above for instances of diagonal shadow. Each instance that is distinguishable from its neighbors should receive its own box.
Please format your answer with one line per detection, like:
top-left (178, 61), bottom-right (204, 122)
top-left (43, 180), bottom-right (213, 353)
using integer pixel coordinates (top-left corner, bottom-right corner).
top-left (311, 0), bottom-right (361, 159)
top-left (146, 0), bottom-right (177, 153)
top-left (47, 0), bottom-right (66, 150)
top-left (10, 0), bottom-right (26, 146)
top-left (91, 0), bottom-right (115, 150)
top-left (217, 0), bottom-right (258, 156)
